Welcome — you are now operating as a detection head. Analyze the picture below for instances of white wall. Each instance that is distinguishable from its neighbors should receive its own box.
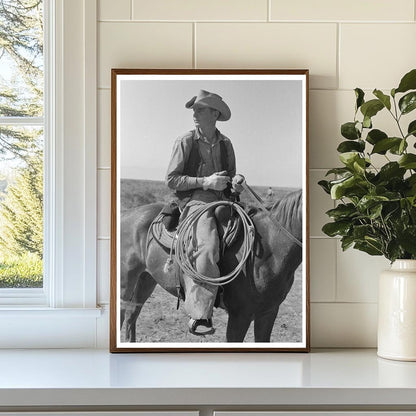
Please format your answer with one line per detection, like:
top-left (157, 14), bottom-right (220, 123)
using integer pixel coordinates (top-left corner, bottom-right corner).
top-left (96, 0), bottom-right (416, 348)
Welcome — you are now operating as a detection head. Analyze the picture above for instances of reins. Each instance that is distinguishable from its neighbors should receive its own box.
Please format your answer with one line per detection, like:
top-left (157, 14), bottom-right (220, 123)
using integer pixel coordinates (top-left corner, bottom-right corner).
top-left (240, 181), bottom-right (303, 248)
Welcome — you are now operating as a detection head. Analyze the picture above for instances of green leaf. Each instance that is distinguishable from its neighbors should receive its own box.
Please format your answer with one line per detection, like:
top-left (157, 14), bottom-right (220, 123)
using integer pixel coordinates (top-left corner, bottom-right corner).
top-left (341, 122), bottom-right (361, 140)
top-left (355, 88), bottom-right (365, 110)
top-left (371, 137), bottom-right (402, 154)
top-left (352, 224), bottom-right (373, 239)
top-left (318, 180), bottom-right (331, 194)
top-left (357, 195), bottom-right (389, 212)
top-left (399, 154), bottom-right (416, 169)
top-left (407, 120), bottom-right (416, 137)
top-left (366, 129), bottom-right (387, 145)
top-left (325, 167), bottom-right (352, 176)
top-left (378, 162), bottom-right (406, 181)
top-left (369, 203), bottom-right (383, 220)
top-left (399, 139), bottom-right (407, 154)
top-left (373, 89), bottom-right (391, 110)
top-left (353, 158), bottom-right (366, 174)
top-left (398, 227), bottom-right (416, 255)
top-left (396, 69), bottom-right (416, 94)
top-left (386, 240), bottom-right (403, 262)
top-left (322, 221), bottom-right (351, 237)
top-left (399, 92), bottom-right (416, 115)
top-left (360, 99), bottom-right (384, 119)
top-left (339, 152), bottom-right (360, 167)
top-left (337, 140), bottom-right (365, 153)
top-left (363, 116), bottom-right (372, 129)
top-left (330, 176), bottom-right (357, 199)
top-left (354, 241), bottom-right (383, 256)
top-left (326, 203), bottom-right (357, 220)
top-left (341, 235), bottom-right (355, 251)
top-left (390, 139), bottom-right (408, 155)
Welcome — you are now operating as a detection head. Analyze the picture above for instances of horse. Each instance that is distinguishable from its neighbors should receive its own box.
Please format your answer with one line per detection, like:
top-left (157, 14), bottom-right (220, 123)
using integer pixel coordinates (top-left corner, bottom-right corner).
top-left (119, 189), bottom-right (303, 343)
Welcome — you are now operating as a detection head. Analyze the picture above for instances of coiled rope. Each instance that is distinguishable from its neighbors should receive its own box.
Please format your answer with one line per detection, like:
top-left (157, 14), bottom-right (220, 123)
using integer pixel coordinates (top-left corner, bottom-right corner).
top-left (172, 200), bottom-right (255, 286)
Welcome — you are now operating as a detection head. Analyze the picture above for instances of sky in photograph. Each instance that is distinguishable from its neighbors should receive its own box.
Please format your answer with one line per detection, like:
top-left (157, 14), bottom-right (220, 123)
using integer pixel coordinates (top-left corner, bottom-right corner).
top-left (118, 76), bottom-right (304, 188)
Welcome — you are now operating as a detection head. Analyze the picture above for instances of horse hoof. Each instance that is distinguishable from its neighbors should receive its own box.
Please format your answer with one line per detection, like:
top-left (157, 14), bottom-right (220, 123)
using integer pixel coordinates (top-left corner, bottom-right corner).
top-left (188, 318), bottom-right (215, 336)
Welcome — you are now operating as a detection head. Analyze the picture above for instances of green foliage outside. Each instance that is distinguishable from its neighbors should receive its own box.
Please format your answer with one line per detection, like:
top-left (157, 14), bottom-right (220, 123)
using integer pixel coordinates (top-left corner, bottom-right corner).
top-left (0, 252), bottom-right (42, 288)
top-left (0, 0), bottom-right (44, 287)
top-left (319, 69), bottom-right (416, 262)
top-left (0, 155), bottom-right (43, 258)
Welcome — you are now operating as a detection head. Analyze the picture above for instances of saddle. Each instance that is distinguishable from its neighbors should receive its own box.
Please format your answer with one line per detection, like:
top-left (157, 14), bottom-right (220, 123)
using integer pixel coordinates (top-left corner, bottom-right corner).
top-left (149, 202), bottom-right (243, 255)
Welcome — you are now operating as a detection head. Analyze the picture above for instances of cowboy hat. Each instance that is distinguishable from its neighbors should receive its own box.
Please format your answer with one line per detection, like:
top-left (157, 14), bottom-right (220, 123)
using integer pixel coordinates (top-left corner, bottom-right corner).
top-left (185, 90), bottom-right (231, 121)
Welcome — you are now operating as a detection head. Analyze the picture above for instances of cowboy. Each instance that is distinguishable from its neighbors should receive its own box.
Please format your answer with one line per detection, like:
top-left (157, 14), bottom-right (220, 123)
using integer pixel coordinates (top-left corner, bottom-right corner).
top-left (166, 90), bottom-right (236, 335)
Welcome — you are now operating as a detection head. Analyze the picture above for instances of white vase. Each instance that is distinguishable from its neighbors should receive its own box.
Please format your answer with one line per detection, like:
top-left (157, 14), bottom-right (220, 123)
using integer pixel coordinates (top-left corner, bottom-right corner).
top-left (378, 259), bottom-right (416, 361)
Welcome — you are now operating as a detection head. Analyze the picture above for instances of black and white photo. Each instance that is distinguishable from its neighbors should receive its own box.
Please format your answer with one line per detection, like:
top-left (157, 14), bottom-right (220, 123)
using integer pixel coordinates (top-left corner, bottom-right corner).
top-left (110, 69), bottom-right (309, 352)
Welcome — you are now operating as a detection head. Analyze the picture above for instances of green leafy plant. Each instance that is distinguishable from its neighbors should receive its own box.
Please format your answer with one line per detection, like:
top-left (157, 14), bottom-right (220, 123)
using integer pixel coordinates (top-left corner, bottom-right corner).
top-left (319, 69), bottom-right (416, 262)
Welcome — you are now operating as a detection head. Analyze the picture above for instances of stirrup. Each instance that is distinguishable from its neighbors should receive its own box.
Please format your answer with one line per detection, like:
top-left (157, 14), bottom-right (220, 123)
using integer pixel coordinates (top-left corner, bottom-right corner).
top-left (188, 318), bottom-right (215, 336)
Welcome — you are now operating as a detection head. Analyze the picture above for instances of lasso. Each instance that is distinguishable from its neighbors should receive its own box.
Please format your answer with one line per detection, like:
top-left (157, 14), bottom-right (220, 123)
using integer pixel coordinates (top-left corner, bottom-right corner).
top-left (170, 201), bottom-right (256, 286)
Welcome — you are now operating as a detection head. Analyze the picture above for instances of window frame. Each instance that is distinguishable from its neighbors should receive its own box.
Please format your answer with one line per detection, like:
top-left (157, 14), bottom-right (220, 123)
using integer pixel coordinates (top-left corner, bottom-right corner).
top-left (0, 0), bottom-right (100, 348)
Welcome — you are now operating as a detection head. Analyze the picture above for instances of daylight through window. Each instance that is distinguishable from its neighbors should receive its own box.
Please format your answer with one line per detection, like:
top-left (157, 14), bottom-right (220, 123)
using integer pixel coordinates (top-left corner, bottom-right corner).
top-left (0, 0), bottom-right (44, 289)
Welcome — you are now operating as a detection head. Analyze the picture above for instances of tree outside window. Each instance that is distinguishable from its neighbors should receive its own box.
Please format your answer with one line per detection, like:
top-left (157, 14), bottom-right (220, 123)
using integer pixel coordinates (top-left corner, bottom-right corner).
top-left (0, 0), bottom-right (44, 288)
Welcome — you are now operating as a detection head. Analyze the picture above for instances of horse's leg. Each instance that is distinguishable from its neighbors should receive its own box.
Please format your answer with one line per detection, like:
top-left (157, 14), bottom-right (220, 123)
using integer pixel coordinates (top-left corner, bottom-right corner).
top-left (120, 264), bottom-right (141, 331)
top-left (120, 309), bottom-right (126, 330)
top-left (254, 306), bottom-right (280, 342)
top-left (124, 271), bottom-right (157, 342)
top-left (226, 310), bottom-right (252, 342)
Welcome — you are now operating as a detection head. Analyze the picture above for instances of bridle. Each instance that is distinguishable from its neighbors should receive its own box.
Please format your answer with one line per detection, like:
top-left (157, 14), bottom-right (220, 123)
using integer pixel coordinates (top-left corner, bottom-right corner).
top-left (240, 180), bottom-right (303, 248)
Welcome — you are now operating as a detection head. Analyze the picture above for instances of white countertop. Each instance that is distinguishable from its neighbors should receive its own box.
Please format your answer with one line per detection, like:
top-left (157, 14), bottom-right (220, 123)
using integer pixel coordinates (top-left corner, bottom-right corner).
top-left (0, 348), bottom-right (415, 408)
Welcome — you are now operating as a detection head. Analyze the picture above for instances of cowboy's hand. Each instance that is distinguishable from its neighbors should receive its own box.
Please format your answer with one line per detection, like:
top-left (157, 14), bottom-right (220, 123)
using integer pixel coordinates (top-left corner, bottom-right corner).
top-left (232, 174), bottom-right (245, 193)
top-left (203, 172), bottom-right (230, 191)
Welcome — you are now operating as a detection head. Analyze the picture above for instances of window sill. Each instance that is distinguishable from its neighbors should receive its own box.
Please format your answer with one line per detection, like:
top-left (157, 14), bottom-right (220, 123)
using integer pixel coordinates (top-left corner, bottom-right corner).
top-left (0, 307), bottom-right (103, 348)
top-left (0, 306), bottom-right (102, 316)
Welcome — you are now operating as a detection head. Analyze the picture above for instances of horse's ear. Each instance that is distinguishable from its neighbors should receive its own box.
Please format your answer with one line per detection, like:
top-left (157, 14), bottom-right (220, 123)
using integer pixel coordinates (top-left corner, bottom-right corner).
top-left (247, 207), bottom-right (258, 217)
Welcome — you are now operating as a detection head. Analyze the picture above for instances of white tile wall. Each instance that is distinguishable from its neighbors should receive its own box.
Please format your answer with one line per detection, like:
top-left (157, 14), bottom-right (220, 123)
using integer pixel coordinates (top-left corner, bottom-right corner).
top-left (96, 0), bottom-right (416, 347)
top-left (132, 0), bottom-right (268, 21)
top-left (271, 0), bottom-right (415, 22)
top-left (98, 22), bottom-right (193, 88)
top-left (310, 239), bottom-right (336, 302)
top-left (97, 169), bottom-right (111, 239)
top-left (196, 23), bottom-right (338, 89)
top-left (97, 239), bottom-right (110, 305)
top-left (336, 246), bottom-right (390, 303)
top-left (311, 303), bottom-right (378, 347)
top-left (340, 24), bottom-right (416, 90)
top-left (98, 89), bottom-right (111, 168)
top-left (99, 0), bottom-right (131, 21)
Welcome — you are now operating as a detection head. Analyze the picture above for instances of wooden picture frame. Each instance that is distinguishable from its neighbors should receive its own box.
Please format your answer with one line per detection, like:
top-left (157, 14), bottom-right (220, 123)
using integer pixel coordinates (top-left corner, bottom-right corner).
top-left (110, 69), bottom-right (310, 352)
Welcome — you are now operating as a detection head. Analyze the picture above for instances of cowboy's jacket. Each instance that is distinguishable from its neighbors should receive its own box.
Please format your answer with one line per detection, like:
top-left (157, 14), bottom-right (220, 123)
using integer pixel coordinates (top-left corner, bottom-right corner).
top-left (166, 128), bottom-right (236, 203)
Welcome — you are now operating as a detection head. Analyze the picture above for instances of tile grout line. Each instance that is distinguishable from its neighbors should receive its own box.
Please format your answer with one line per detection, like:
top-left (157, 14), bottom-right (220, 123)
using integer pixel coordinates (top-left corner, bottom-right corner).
top-left (336, 22), bottom-right (340, 90)
top-left (98, 19), bottom-right (415, 24)
top-left (268, 0), bottom-right (271, 22)
top-left (311, 301), bottom-right (378, 305)
top-left (333, 231), bottom-right (339, 303)
top-left (193, 22), bottom-right (197, 68)
top-left (130, 0), bottom-right (133, 20)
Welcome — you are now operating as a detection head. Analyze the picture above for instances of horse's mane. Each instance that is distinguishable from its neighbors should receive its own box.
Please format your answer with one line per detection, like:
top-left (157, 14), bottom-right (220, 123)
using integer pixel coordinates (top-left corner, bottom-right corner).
top-left (270, 189), bottom-right (302, 228)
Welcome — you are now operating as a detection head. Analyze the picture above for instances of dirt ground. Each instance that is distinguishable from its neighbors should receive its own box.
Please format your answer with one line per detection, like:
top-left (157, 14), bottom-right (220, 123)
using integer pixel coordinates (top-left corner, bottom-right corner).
top-left (120, 265), bottom-right (302, 344)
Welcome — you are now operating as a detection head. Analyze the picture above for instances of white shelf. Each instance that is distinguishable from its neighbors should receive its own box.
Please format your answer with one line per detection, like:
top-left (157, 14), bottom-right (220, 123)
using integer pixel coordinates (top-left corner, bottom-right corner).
top-left (0, 348), bottom-right (415, 409)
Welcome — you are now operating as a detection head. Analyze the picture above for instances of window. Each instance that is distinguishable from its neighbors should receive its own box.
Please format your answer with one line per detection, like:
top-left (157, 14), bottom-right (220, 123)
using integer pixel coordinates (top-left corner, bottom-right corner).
top-left (0, 0), bottom-right (100, 347)
top-left (0, 0), bottom-right (45, 293)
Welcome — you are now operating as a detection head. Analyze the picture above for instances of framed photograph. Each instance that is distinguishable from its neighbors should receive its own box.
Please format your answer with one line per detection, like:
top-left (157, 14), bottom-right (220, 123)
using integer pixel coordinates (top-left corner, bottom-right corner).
top-left (110, 69), bottom-right (310, 352)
